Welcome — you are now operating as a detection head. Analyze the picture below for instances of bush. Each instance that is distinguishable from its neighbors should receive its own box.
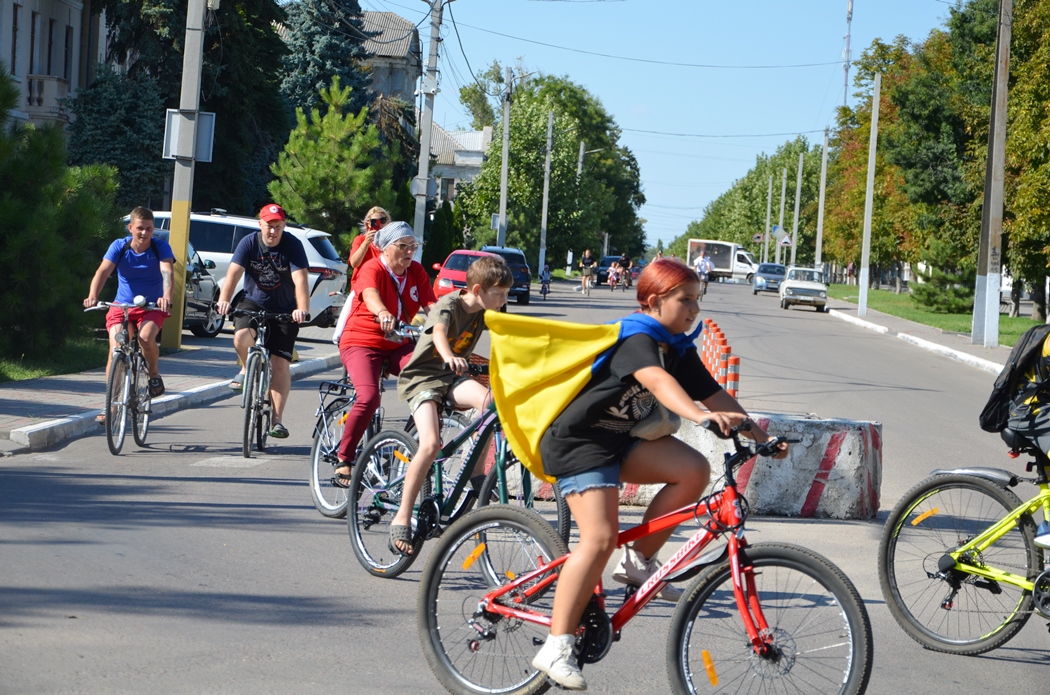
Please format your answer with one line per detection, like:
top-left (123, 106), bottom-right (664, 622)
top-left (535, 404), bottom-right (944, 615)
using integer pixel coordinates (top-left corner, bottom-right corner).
top-left (0, 63), bottom-right (121, 357)
top-left (910, 238), bottom-right (975, 313)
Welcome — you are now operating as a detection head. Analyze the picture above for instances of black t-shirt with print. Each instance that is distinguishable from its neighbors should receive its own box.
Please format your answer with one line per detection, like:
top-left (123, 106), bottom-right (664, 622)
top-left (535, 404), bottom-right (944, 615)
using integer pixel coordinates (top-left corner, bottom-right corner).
top-left (539, 334), bottom-right (720, 478)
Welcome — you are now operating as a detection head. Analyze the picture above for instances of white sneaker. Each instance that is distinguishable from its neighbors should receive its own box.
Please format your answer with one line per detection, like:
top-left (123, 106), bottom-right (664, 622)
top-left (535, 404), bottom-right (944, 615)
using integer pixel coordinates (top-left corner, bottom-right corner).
top-left (611, 546), bottom-right (683, 601)
top-left (532, 634), bottom-right (587, 691)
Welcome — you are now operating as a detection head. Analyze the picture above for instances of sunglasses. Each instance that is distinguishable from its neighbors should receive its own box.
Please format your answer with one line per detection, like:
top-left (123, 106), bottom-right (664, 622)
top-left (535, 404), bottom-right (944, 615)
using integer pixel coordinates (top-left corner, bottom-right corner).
top-left (367, 217), bottom-right (388, 229)
top-left (393, 242), bottom-right (419, 253)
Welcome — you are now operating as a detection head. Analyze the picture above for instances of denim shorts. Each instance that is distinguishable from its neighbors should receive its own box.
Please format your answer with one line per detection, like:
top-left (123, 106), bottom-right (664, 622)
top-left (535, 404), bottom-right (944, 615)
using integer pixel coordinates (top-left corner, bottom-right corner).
top-left (556, 462), bottom-right (622, 496)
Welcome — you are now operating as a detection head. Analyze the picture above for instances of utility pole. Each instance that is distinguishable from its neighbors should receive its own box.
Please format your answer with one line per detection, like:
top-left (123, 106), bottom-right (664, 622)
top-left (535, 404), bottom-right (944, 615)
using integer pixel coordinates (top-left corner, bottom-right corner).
top-left (539, 110), bottom-right (554, 273)
top-left (815, 127), bottom-right (830, 269)
top-left (973, 0), bottom-right (1012, 347)
top-left (763, 175), bottom-right (772, 264)
top-left (412, 0), bottom-right (446, 258)
top-left (162, 0), bottom-right (209, 351)
top-left (496, 66), bottom-right (512, 248)
top-left (843, 0), bottom-right (854, 107)
top-left (576, 140), bottom-right (586, 179)
top-left (859, 73), bottom-right (881, 317)
top-left (776, 168), bottom-right (787, 265)
top-left (789, 151), bottom-right (803, 267)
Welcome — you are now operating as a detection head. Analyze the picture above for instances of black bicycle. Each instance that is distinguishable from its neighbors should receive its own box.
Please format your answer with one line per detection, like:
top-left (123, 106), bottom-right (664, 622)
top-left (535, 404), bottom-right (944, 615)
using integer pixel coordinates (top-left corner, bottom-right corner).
top-left (86, 297), bottom-right (159, 455)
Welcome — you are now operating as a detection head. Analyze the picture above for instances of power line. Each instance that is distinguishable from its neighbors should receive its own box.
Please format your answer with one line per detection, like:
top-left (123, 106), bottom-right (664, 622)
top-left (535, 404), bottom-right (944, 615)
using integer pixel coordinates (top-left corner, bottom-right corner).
top-left (445, 1), bottom-right (502, 98)
top-left (623, 127), bottom-right (825, 139)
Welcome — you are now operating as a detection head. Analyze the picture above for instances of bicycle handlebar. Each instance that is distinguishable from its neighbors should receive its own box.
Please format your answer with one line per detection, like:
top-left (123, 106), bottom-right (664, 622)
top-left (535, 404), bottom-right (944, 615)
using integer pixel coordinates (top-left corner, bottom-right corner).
top-left (700, 418), bottom-right (798, 459)
top-left (230, 308), bottom-right (308, 323)
top-left (85, 298), bottom-right (161, 313)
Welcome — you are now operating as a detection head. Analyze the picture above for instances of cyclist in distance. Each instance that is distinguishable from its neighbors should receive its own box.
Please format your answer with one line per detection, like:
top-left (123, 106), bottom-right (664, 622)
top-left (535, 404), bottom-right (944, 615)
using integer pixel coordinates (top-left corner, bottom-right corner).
top-left (618, 251), bottom-right (633, 288)
top-left (216, 204), bottom-right (310, 439)
top-left (84, 206), bottom-right (175, 422)
top-left (331, 221), bottom-right (437, 487)
top-left (387, 256), bottom-right (514, 555)
top-left (578, 249), bottom-right (596, 294)
top-left (530, 258), bottom-right (788, 690)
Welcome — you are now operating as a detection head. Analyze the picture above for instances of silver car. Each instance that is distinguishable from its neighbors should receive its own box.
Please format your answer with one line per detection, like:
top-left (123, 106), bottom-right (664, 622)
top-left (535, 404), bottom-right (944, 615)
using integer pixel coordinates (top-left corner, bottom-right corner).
top-left (752, 263), bottom-right (786, 295)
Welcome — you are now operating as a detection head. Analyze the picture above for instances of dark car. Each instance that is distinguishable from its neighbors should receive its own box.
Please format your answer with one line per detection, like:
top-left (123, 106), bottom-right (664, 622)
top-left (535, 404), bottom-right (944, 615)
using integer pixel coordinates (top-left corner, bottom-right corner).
top-left (432, 249), bottom-right (501, 298)
top-left (596, 255), bottom-right (621, 285)
top-left (752, 263), bottom-right (787, 296)
top-left (480, 246), bottom-right (532, 304)
top-left (155, 232), bottom-right (225, 337)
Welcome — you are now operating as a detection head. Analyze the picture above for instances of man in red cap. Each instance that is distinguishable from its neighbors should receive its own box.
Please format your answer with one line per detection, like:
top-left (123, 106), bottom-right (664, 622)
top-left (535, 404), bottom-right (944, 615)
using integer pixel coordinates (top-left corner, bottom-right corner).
top-left (216, 204), bottom-right (310, 440)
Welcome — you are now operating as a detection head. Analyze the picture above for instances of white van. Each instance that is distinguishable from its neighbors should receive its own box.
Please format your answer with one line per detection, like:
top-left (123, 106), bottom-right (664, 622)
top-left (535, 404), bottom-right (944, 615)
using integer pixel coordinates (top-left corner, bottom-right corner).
top-left (152, 210), bottom-right (347, 327)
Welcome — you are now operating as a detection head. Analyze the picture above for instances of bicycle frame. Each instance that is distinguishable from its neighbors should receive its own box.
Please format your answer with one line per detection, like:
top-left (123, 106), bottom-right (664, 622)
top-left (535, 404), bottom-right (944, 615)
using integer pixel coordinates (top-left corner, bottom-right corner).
top-left (378, 403), bottom-right (504, 529)
top-left (473, 438), bottom-right (782, 654)
top-left (943, 480), bottom-right (1050, 593)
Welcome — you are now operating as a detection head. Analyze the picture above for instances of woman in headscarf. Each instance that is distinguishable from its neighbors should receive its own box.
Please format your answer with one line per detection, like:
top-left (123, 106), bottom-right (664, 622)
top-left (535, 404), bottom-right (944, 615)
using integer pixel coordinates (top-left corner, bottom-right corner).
top-left (333, 221), bottom-right (436, 485)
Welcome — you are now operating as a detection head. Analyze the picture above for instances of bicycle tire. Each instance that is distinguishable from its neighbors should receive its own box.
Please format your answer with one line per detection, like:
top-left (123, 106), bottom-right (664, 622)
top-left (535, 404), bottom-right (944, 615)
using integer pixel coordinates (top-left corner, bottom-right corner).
top-left (132, 356), bottom-right (151, 448)
top-left (309, 419), bottom-right (351, 519)
top-left (667, 543), bottom-right (872, 695)
top-left (478, 457), bottom-right (571, 545)
top-left (347, 429), bottom-right (427, 578)
top-left (105, 352), bottom-right (130, 455)
top-left (255, 363), bottom-right (271, 453)
top-left (878, 473), bottom-right (1040, 654)
top-left (242, 353), bottom-right (261, 459)
top-left (418, 506), bottom-right (568, 695)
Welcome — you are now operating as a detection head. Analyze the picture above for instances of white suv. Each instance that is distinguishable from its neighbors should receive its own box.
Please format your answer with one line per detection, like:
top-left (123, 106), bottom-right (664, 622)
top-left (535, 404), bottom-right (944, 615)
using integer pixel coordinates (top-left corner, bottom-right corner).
top-left (152, 210), bottom-right (347, 327)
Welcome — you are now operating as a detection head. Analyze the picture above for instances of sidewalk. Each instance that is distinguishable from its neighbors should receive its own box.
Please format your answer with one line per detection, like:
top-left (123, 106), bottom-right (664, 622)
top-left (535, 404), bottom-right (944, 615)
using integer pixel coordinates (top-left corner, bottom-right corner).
top-left (0, 302), bottom-right (1012, 454)
top-left (0, 326), bottom-right (341, 453)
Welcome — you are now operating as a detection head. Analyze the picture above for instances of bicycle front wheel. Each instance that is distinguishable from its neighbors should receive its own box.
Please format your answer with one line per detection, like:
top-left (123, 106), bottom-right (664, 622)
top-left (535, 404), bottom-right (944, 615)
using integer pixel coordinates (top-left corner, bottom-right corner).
top-left (878, 473), bottom-right (1040, 654)
top-left (105, 352), bottom-right (130, 455)
top-left (478, 458), bottom-right (571, 545)
top-left (418, 506), bottom-right (568, 695)
top-left (255, 363), bottom-right (271, 453)
top-left (242, 354), bottom-right (262, 458)
top-left (667, 543), bottom-right (872, 695)
top-left (132, 356), bottom-right (151, 448)
top-left (347, 430), bottom-right (426, 578)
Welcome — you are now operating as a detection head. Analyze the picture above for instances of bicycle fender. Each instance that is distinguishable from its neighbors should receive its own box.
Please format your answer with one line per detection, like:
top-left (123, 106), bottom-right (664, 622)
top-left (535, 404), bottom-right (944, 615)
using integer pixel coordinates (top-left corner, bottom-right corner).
top-left (664, 545), bottom-right (729, 584)
top-left (930, 467), bottom-right (1019, 488)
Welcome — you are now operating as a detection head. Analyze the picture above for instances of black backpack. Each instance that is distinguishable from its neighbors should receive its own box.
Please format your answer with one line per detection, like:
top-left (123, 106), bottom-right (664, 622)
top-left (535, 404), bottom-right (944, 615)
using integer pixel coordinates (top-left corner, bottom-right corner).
top-left (979, 323), bottom-right (1050, 432)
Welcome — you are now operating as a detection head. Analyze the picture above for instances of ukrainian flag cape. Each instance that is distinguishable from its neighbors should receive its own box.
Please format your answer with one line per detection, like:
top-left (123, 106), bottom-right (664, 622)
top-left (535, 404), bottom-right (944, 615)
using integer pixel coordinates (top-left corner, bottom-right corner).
top-left (486, 311), bottom-right (703, 483)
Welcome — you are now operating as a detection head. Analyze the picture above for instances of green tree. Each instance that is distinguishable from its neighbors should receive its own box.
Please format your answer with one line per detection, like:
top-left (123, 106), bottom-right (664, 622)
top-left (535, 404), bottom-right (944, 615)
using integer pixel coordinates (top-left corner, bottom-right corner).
top-left (911, 238), bottom-right (975, 312)
top-left (279, 0), bottom-right (372, 116)
top-left (423, 200), bottom-right (460, 273)
top-left (65, 67), bottom-right (169, 208)
top-left (92, 0), bottom-right (290, 212)
top-left (457, 61), bottom-right (502, 130)
top-left (268, 77), bottom-right (396, 252)
top-left (0, 64), bottom-right (121, 356)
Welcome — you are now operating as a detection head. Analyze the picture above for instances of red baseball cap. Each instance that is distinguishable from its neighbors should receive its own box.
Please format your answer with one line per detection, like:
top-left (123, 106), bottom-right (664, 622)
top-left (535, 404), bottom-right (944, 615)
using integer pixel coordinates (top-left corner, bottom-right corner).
top-left (259, 203), bottom-right (286, 222)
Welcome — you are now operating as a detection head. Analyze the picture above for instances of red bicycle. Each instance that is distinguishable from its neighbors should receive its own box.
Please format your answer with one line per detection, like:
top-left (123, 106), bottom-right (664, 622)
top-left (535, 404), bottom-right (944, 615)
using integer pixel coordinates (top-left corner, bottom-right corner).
top-left (417, 421), bottom-right (873, 695)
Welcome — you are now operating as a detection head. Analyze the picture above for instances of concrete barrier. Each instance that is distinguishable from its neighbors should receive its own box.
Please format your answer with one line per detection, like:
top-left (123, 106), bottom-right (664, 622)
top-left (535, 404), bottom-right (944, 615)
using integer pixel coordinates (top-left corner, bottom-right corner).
top-left (619, 413), bottom-right (882, 520)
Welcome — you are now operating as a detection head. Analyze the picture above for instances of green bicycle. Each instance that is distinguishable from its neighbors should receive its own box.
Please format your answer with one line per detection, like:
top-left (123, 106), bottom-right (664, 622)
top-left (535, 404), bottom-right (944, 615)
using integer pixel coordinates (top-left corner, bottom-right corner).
top-left (347, 373), bottom-right (571, 579)
top-left (879, 427), bottom-right (1050, 654)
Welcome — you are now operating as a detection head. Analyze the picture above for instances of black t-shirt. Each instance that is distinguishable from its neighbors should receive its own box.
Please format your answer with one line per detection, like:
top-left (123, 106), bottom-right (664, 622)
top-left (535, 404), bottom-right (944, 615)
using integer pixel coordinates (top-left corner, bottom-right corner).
top-left (230, 231), bottom-right (309, 312)
top-left (580, 255), bottom-right (596, 268)
top-left (539, 334), bottom-right (720, 478)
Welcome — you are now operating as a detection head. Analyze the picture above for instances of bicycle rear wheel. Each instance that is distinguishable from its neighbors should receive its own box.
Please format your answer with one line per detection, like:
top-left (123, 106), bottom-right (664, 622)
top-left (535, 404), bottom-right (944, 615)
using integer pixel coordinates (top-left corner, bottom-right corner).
top-left (242, 354), bottom-right (261, 458)
top-left (418, 506), bottom-right (568, 695)
top-left (878, 473), bottom-right (1039, 654)
top-left (478, 457), bottom-right (571, 545)
top-left (667, 543), bottom-right (872, 695)
top-left (347, 430), bottom-right (427, 578)
top-left (132, 356), bottom-right (151, 448)
top-left (309, 416), bottom-right (353, 519)
top-left (105, 352), bottom-right (130, 455)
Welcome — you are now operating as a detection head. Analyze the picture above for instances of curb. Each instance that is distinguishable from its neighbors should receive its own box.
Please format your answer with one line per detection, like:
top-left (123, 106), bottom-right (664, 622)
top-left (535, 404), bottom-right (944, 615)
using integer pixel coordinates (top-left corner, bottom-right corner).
top-left (828, 309), bottom-right (1003, 375)
top-left (8, 353), bottom-right (342, 452)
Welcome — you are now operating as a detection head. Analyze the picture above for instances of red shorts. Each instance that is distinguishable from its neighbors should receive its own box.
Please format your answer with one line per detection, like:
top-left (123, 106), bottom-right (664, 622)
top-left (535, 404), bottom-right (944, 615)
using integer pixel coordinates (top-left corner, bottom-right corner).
top-left (106, 306), bottom-right (168, 332)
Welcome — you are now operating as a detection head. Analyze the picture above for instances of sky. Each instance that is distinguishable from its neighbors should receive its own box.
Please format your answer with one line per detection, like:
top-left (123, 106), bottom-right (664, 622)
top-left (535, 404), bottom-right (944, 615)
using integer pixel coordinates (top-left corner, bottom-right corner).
top-left (358, 0), bottom-right (956, 248)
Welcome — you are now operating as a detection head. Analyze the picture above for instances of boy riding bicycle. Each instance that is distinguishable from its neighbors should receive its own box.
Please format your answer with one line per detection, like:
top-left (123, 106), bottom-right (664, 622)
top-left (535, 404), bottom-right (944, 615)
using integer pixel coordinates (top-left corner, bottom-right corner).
top-left (84, 206), bottom-right (175, 422)
top-left (388, 257), bottom-right (514, 555)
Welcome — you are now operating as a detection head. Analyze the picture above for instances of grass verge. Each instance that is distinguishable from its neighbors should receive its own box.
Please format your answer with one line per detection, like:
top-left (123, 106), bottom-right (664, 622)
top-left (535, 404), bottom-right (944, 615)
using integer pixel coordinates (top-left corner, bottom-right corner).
top-left (827, 284), bottom-right (1038, 347)
top-left (0, 335), bottom-right (110, 384)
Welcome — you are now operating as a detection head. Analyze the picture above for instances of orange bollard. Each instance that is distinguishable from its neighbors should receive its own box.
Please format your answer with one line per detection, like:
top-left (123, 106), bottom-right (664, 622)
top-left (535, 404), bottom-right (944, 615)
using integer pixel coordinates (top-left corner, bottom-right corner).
top-left (727, 356), bottom-right (740, 398)
top-left (718, 346), bottom-right (731, 388)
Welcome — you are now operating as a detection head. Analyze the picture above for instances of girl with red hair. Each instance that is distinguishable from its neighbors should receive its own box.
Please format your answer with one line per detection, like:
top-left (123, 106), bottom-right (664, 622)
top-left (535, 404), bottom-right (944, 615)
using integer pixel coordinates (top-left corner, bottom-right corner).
top-left (531, 258), bottom-right (789, 690)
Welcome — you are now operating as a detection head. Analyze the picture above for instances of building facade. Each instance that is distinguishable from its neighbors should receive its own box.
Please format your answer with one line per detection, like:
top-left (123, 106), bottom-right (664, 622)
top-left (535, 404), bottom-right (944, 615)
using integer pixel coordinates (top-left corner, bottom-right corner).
top-left (360, 11), bottom-right (420, 104)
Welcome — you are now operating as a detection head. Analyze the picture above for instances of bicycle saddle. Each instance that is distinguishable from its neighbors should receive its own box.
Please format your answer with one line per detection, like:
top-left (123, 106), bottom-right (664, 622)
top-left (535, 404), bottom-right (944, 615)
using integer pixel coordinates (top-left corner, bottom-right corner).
top-left (1000, 427), bottom-right (1039, 454)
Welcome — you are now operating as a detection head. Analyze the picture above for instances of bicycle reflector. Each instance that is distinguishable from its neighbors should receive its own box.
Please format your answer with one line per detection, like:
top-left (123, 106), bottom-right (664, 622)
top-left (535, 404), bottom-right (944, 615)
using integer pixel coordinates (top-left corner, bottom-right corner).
top-left (701, 650), bottom-right (718, 686)
top-left (461, 542), bottom-right (487, 571)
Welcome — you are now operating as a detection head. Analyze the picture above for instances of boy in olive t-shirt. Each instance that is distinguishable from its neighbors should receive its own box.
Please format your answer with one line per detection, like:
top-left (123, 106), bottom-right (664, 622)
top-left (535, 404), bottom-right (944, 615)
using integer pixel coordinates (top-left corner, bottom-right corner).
top-left (389, 256), bottom-right (514, 555)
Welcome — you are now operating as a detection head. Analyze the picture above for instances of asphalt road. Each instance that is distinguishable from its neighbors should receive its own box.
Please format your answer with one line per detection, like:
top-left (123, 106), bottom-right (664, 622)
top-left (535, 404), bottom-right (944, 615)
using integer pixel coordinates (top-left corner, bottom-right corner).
top-left (1, 280), bottom-right (1048, 694)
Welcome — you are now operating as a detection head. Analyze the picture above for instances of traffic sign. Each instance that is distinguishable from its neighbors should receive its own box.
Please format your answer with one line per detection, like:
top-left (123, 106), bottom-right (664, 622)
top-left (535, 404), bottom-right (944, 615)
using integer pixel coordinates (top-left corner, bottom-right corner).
top-left (753, 233), bottom-right (763, 243)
